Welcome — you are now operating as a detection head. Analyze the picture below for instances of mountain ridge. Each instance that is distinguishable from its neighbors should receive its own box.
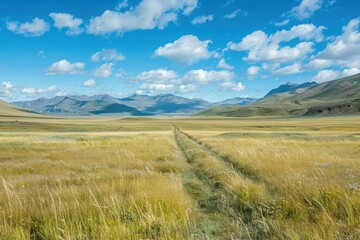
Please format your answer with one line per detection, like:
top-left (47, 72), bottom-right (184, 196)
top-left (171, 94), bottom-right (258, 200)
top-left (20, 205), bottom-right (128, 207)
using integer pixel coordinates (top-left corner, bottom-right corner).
top-left (13, 94), bottom-right (258, 116)
top-left (198, 74), bottom-right (360, 117)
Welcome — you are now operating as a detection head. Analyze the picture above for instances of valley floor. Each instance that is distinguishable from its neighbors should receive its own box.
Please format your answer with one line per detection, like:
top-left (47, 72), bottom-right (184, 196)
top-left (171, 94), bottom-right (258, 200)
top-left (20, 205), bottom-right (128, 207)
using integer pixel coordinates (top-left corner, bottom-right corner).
top-left (0, 115), bottom-right (359, 239)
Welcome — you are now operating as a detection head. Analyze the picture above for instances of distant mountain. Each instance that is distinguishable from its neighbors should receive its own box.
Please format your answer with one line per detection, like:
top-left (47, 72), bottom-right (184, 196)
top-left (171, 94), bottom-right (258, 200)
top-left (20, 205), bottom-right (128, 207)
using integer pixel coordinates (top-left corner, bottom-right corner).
top-left (13, 94), bottom-right (256, 116)
top-left (215, 97), bottom-right (258, 106)
top-left (198, 74), bottom-right (360, 117)
top-left (117, 94), bottom-right (213, 115)
top-left (264, 82), bottom-right (317, 97)
top-left (14, 95), bottom-right (151, 116)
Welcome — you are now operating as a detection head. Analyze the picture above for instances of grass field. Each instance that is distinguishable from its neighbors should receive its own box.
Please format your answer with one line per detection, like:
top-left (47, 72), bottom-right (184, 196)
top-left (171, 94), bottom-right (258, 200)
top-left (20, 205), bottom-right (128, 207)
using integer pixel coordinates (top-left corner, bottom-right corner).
top-left (0, 115), bottom-right (359, 239)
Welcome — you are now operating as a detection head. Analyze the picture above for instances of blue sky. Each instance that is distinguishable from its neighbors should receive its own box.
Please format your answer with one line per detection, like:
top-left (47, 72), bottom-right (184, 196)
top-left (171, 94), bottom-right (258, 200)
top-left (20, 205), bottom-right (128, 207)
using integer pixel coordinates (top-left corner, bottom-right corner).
top-left (1, 0), bottom-right (359, 102)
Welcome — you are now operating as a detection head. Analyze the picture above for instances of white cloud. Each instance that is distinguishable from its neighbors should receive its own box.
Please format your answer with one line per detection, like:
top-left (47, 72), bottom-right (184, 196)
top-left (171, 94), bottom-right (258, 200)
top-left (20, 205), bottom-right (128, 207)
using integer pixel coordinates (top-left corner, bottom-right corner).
top-left (87, 0), bottom-right (198, 35)
top-left (192, 15), bottom-right (213, 25)
top-left (274, 19), bottom-right (290, 27)
top-left (91, 49), bottom-right (126, 62)
top-left (247, 66), bottom-right (261, 76)
top-left (45, 59), bottom-right (85, 75)
top-left (313, 68), bottom-right (360, 83)
top-left (183, 69), bottom-right (234, 84)
top-left (49, 13), bottom-right (83, 35)
top-left (0, 82), bottom-right (16, 99)
top-left (83, 79), bottom-right (96, 87)
top-left (305, 59), bottom-right (333, 70)
top-left (342, 68), bottom-right (360, 77)
top-left (290, 0), bottom-right (323, 20)
top-left (217, 59), bottom-right (234, 70)
top-left (312, 69), bottom-right (340, 83)
top-left (273, 63), bottom-right (302, 75)
top-left (55, 90), bottom-right (67, 96)
top-left (138, 83), bottom-right (174, 91)
top-left (93, 63), bottom-right (114, 78)
top-left (116, 0), bottom-right (129, 10)
top-left (314, 18), bottom-right (360, 69)
top-left (261, 63), bottom-right (280, 71)
top-left (135, 69), bottom-right (177, 82)
top-left (154, 35), bottom-right (212, 65)
top-left (179, 84), bottom-right (196, 93)
top-left (224, 9), bottom-right (242, 19)
top-left (228, 24), bottom-right (324, 63)
top-left (220, 82), bottom-right (246, 92)
top-left (22, 85), bottom-right (57, 95)
top-left (7, 18), bottom-right (50, 37)
top-left (131, 68), bottom-right (245, 94)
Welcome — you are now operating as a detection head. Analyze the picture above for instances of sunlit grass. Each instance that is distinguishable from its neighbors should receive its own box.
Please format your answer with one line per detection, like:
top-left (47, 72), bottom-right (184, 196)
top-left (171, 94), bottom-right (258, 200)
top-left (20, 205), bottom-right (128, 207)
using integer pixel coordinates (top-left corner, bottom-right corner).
top-left (0, 115), bottom-right (359, 239)
top-left (0, 133), bottom-right (197, 239)
top-left (191, 131), bottom-right (360, 239)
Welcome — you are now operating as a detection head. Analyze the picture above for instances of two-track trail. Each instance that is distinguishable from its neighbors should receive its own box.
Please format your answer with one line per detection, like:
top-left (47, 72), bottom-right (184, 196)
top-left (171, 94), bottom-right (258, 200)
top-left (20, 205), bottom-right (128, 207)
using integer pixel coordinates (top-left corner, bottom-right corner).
top-left (172, 125), bottom-right (273, 240)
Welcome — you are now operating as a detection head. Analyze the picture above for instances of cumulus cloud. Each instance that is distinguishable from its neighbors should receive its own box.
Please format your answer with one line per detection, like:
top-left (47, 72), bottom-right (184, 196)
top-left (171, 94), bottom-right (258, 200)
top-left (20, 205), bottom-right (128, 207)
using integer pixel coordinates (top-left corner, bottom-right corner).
top-left (312, 68), bottom-right (360, 83)
top-left (312, 69), bottom-right (340, 83)
top-left (45, 59), bottom-right (85, 75)
top-left (290, 0), bottom-right (323, 20)
top-left (342, 68), bottom-right (360, 77)
top-left (0, 82), bottom-right (16, 99)
top-left (273, 63), bottom-right (302, 75)
top-left (305, 59), bottom-right (333, 70)
top-left (313, 18), bottom-right (360, 69)
top-left (227, 24), bottom-right (324, 63)
top-left (247, 66), bottom-right (261, 76)
top-left (87, 0), bottom-right (198, 35)
top-left (135, 69), bottom-right (177, 82)
top-left (220, 81), bottom-right (246, 92)
top-left (91, 49), bottom-right (126, 62)
top-left (154, 35), bottom-right (212, 65)
top-left (183, 69), bottom-right (234, 84)
top-left (138, 83), bottom-right (174, 91)
top-left (49, 13), bottom-right (83, 35)
top-left (179, 84), bottom-right (197, 93)
top-left (182, 69), bottom-right (245, 92)
top-left (22, 85), bottom-right (57, 95)
top-left (55, 90), bottom-right (68, 96)
top-left (83, 79), bottom-right (96, 87)
top-left (93, 63), bottom-right (114, 78)
top-left (217, 59), bottom-right (234, 70)
top-left (7, 18), bottom-right (50, 37)
top-left (132, 68), bottom-right (245, 94)
top-left (192, 15), bottom-right (213, 25)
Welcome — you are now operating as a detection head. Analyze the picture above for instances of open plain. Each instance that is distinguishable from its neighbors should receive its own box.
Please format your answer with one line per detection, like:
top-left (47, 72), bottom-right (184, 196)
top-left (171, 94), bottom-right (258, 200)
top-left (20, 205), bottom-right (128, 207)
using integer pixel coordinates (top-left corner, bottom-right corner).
top-left (0, 115), bottom-right (359, 239)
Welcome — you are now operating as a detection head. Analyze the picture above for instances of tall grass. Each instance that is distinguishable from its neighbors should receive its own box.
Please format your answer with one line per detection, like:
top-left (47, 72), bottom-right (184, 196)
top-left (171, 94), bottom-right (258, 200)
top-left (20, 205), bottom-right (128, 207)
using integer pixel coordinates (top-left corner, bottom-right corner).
top-left (193, 131), bottom-right (360, 239)
top-left (1, 115), bottom-right (359, 239)
top-left (0, 133), bottom-right (197, 239)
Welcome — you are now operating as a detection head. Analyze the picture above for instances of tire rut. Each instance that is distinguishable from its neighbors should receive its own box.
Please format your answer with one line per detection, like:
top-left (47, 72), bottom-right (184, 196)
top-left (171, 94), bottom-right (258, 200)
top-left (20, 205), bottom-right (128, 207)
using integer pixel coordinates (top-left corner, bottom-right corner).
top-left (172, 126), bottom-right (251, 239)
top-left (173, 125), bottom-right (265, 184)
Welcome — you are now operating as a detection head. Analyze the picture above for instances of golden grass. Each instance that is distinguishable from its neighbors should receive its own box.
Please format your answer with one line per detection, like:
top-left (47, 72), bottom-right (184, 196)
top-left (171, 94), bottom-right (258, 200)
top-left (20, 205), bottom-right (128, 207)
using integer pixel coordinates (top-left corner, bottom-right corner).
top-left (189, 130), bottom-right (360, 239)
top-left (0, 133), bottom-right (198, 239)
top-left (0, 115), bottom-right (359, 239)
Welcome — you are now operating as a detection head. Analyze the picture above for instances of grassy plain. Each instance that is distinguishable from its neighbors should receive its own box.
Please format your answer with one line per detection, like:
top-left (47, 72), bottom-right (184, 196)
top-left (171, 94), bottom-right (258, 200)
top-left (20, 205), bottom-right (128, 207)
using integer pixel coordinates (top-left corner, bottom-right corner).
top-left (0, 115), bottom-right (359, 239)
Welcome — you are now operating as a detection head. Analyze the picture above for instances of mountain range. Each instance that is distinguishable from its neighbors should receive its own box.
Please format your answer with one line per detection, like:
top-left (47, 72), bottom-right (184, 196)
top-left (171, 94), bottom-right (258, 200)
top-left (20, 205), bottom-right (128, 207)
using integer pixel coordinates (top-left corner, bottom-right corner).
top-left (199, 74), bottom-right (360, 117)
top-left (13, 94), bottom-right (258, 116)
top-left (264, 82), bottom-right (318, 97)
top-left (4, 74), bottom-right (360, 117)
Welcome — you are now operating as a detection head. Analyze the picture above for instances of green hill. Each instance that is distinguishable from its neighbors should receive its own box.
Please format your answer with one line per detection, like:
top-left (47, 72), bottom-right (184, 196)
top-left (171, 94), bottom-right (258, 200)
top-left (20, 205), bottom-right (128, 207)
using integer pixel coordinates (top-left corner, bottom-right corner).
top-left (198, 74), bottom-right (360, 117)
top-left (0, 99), bottom-right (43, 117)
